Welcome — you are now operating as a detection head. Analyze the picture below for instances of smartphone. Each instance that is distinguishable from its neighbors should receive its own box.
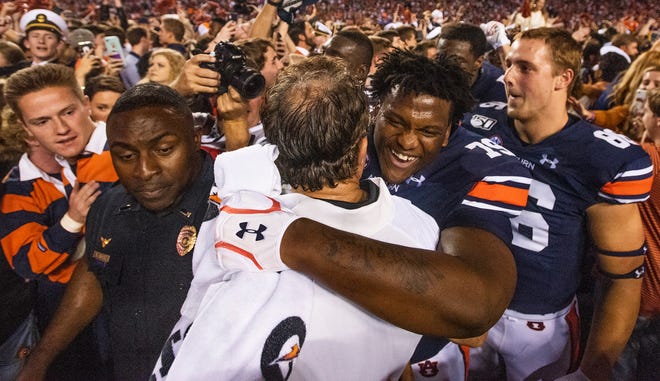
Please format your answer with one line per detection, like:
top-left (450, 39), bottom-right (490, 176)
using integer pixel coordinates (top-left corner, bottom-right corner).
top-left (630, 89), bottom-right (647, 119)
top-left (104, 36), bottom-right (125, 62)
top-left (77, 41), bottom-right (94, 57)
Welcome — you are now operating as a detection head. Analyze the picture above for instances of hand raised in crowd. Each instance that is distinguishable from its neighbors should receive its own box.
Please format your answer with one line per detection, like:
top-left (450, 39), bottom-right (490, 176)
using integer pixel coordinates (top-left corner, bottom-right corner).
top-left (209, 20), bottom-right (237, 48)
top-left (67, 180), bottom-right (102, 224)
top-left (217, 86), bottom-right (251, 151)
top-left (104, 57), bottom-right (124, 77)
top-left (171, 54), bottom-right (220, 96)
top-left (75, 49), bottom-right (102, 86)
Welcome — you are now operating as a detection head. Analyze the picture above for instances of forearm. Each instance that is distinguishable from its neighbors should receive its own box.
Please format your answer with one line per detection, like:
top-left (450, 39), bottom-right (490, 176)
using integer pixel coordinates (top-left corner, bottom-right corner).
top-left (281, 220), bottom-right (516, 338)
top-left (221, 120), bottom-right (250, 151)
top-left (21, 260), bottom-right (103, 377)
top-left (1, 217), bottom-right (82, 280)
top-left (581, 277), bottom-right (641, 380)
top-left (249, 2), bottom-right (279, 38)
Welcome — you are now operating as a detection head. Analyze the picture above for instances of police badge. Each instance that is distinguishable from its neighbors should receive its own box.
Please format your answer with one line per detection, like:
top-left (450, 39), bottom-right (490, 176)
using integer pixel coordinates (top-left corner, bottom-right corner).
top-left (176, 226), bottom-right (197, 256)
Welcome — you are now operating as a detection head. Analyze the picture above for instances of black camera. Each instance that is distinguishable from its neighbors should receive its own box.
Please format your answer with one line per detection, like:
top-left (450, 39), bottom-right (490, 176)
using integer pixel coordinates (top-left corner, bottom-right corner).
top-left (202, 42), bottom-right (265, 99)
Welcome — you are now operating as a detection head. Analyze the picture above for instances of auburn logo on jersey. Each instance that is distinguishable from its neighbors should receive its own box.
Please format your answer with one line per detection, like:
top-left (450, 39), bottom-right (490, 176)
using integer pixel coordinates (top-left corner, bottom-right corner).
top-left (261, 316), bottom-right (307, 381)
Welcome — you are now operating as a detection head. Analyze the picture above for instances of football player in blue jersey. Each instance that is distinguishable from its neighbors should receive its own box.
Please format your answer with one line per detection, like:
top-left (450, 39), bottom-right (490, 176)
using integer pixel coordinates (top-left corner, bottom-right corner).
top-left (216, 49), bottom-right (533, 380)
top-left (462, 27), bottom-right (653, 381)
top-left (436, 22), bottom-right (507, 104)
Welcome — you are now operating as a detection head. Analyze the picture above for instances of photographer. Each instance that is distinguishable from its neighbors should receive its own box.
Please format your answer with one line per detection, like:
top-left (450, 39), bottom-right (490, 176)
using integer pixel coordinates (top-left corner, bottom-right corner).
top-left (173, 37), bottom-right (283, 153)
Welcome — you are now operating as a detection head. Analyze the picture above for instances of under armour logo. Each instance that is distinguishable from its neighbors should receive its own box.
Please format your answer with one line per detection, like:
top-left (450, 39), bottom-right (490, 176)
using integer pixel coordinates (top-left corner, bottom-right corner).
top-left (417, 360), bottom-right (439, 377)
top-left (539, 154), bottom-right (559, 169)
top-left (236, 222), bottom-right (267, 241)
top-left (406, 175), bottom-right (426, 187)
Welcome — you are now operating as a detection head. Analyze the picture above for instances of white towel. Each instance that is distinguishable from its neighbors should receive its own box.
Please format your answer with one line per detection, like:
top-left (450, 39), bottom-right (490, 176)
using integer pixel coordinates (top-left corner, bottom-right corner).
top-left (214, 143), bottom-right (282, 198)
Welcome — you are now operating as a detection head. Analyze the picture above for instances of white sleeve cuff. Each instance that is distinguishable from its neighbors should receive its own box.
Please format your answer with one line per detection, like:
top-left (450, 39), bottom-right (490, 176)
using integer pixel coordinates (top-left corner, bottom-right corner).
top-left (61, 212), bottom-right (84, 233)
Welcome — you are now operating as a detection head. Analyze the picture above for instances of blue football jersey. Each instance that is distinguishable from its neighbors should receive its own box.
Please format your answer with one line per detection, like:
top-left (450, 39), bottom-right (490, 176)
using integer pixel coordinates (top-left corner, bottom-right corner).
top-left (363, 127), bottom-right (532, 246)
top-left (463, 103), bottom-right (653, 313)
top-left (471, 61), bottom-right (506, 104)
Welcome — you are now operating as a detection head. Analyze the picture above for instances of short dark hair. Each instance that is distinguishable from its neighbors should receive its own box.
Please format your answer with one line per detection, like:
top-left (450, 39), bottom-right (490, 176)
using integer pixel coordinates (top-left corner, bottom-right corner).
top-left (599, 52), bottom-right (630, 82)
top-left (235, 38), bottom-right (275, 71)
top-left (439, 22), bottom-right (489, 57)
top-left (371, 49), bottom-right (474, 126)
top-left (108, 83), bottom-right (193, 130)
top-left (162, 18), bottom-right (185, 42)
top-left (262, 56), bottom-right (369, 192)
top-left (288, 21), bottom-right (308, 45)
top-left (84, 75), bottom-right (127, 99)
top-left (126, 26), bottom-right (148, 46)
top-left (611, 33), bottom-right (638, 48)
top-left (396, 25), bottom-right (417, 42)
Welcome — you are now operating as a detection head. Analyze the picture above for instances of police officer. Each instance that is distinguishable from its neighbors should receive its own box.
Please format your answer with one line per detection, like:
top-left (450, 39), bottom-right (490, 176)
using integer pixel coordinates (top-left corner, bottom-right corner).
top-left (16, 83), bottom-right (215, 381)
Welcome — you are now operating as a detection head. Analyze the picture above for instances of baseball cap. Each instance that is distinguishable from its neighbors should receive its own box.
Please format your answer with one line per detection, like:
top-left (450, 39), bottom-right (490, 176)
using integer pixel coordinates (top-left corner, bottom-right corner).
top-left (20, 9), bottom-right (69, 39)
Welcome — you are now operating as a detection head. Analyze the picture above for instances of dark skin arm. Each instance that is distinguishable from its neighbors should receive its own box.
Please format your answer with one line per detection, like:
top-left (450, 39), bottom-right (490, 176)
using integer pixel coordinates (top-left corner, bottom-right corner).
top-left (16, 260), bottom-right (103, 381)
top-left (282, 220), bottom-right (517, 338)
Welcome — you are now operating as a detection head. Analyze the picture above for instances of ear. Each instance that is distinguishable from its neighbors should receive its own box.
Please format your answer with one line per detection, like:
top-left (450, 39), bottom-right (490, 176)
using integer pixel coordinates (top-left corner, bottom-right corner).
top-left (193, 126), bottom-right (202, 148)
top-left (358, 136), bottom-right (368, 168)
top-left (475, 54), bottom-right (485, 69)
top-left (442, 124), bottom-right (452, 147)
top-left (555, 68), bottom-right (574, 91)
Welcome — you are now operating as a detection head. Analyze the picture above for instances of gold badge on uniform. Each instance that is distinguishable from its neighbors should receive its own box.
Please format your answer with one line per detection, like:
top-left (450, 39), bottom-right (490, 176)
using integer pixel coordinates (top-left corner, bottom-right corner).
top-left (100, 237), bottom-right (112, 248)
top-left (176, 226), bottom-right (197, 256)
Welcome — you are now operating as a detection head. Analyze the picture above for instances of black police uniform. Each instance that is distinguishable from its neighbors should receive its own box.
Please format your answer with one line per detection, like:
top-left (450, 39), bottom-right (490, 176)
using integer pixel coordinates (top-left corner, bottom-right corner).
top-left (85, 152), bottom-right (215, 381)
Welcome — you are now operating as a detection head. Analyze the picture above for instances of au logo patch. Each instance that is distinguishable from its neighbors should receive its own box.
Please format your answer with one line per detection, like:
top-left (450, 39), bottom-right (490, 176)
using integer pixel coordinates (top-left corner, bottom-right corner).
top-left (176, 226), bottom-right (197, 256)
top-left (261, 316), bottom-right (306, 381)
top-left (527, 321), bottom-right (546, 331)
top-left (417, 360), bottom-right (439, 377)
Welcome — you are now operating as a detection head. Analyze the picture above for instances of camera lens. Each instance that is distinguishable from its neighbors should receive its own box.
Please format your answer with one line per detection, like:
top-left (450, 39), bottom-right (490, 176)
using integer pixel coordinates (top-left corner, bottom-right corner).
top-left (234, 71), bottom-right (265, 99)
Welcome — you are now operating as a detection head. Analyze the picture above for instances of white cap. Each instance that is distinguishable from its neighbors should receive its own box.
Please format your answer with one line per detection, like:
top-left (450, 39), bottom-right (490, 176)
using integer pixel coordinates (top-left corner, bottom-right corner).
top-left (314, 21), bottom-right (332, 37)
top-left (20, 9), bottom-right (68, 39)
top-left (431, 9), bottom-right (443, 23)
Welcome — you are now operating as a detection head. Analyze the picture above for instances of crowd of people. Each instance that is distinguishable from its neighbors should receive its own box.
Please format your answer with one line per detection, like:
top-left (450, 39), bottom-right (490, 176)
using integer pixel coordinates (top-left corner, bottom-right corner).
top-left (0, 0), bottom-right (659, 380)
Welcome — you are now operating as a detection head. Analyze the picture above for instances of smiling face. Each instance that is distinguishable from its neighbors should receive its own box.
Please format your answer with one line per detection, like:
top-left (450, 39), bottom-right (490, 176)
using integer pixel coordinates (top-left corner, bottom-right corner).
top-left (107, 107), bottom-right (200, 211)
top-left (24, 29), bottom-right (61, 63)
top-left (373, 90), bottom-right (452, 184)
top-left (148, 54), bottom-right (173, 85)
top-left (19, 86), bottom-right (95, 160)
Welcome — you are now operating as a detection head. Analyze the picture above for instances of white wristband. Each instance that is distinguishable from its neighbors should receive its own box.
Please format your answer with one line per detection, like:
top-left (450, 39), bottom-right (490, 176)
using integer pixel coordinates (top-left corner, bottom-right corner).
top-left (61, 212), bottom-right (84, 233)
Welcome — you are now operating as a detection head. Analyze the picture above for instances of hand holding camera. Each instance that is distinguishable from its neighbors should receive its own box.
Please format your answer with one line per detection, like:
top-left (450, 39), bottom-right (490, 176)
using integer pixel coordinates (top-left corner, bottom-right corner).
top-left (200, 42), bottom-right (265, 99)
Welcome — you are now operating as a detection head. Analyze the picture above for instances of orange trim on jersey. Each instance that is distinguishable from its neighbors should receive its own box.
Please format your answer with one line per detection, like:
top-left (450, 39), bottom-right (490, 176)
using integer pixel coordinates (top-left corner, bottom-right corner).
top-left (601, 176), bottom-right (653, 196)
top-left (467, 182), bottom-right (528, 207)
top-left (77, 151), bottom-right (118, 183)
top-left (215, 241), bottom-right (263, 270)
top-left (460, 345), bottom-right (470, 381)
top-left (220, 198), bottom-right (282, 215)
